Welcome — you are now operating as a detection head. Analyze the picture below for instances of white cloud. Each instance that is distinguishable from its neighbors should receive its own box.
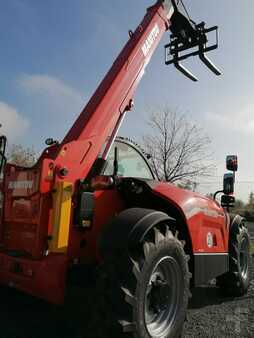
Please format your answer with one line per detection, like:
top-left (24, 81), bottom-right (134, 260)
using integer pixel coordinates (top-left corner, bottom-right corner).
top-left (18, 74), bottom-right (84, 113)
top-left (0, 101), bottom-right (30, 142)
top-left (205, 103), bottom-right (254, 133)
top-left (199, 102), bottom-right (254, 202)
top-left (16, 73), bottom-right (87, 145)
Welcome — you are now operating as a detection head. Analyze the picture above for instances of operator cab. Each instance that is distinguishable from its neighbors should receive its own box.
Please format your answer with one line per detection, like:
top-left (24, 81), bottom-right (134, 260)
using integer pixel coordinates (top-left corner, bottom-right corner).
top-left (103, 137), bottom-right (154, 180)
top-left (77, 138), bottom-right (155, 228)
top-left (88, 138), bottom-right (155, 192)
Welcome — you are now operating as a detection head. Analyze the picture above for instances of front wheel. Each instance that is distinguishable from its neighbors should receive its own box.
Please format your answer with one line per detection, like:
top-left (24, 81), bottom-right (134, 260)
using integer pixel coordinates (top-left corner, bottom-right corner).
top-left (217, 221), bottom-right (251, 296)
top-left (96, 227), bottom-right (191, 338)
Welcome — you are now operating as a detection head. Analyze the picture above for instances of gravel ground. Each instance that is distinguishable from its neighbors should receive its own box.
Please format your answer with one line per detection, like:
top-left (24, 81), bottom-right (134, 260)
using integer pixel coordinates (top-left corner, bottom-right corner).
top-left (182, 225), bottom-right (254, 338)
top-left (0, 254), bottom-right (253, 338)
top-left (182, 262), bottom-right (254, 337)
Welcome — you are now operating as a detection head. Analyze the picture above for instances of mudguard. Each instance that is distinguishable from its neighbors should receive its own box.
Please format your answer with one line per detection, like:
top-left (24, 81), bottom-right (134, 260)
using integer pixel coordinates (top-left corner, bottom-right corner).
top-left (151, 182), bottom-right (230, 284)
top-left (115, 178), bottom-right (230, 285)
top-left (98, 208), bottom-right (175, 256)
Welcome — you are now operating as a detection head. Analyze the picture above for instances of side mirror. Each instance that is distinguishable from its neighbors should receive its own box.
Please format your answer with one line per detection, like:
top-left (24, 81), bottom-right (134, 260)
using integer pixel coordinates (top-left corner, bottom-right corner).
top-left (226, 155), bottom-right (238, 172)
top-left (223, 173), bottom-right (235, 195)
top-left (75, 192), bottom-right (94, 228)
top-left (221, 194), bottom-right (235, 208)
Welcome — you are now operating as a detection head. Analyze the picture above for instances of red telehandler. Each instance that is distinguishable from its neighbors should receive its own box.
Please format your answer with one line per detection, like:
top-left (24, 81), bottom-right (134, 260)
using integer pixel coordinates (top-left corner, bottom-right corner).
top-left (0, 1), bottom-right (251, 337)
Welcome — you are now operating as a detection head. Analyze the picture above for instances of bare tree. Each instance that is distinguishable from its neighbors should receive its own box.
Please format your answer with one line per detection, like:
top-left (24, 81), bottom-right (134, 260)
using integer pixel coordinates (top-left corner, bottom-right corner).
top-left (0, 144), bottom-right (37, 212)
top-left (7, 144), bottom-right (37, 167)
top-left (143, 108), bottom-right (213, 183)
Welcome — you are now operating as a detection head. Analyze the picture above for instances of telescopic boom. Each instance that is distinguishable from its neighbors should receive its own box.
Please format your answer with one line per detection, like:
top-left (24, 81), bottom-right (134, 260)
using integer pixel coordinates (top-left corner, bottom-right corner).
top-left (42, 0), bottom-right (220, 186)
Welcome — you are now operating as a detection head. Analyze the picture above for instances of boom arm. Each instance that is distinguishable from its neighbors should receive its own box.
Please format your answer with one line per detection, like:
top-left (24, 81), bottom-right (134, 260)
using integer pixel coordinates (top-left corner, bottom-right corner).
top-left (40, 0), bottom-right (220, 187)
top-left (44, 0), bottom-right (174, 185)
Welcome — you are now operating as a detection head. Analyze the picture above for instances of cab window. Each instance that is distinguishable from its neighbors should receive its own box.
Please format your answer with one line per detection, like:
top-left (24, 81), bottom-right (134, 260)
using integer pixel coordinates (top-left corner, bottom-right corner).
top-left (104, 140), bottom-right (154, 179)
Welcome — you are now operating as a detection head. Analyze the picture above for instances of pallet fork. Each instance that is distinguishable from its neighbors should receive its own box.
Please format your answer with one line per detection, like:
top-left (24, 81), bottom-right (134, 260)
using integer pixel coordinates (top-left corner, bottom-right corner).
top-left (165, 0), bottom-right (221, 81)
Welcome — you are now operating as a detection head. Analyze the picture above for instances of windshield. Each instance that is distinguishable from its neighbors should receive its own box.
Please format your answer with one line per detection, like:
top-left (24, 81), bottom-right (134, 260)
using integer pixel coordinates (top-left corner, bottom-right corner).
top-left (104, 140), bottom-right (154, 179)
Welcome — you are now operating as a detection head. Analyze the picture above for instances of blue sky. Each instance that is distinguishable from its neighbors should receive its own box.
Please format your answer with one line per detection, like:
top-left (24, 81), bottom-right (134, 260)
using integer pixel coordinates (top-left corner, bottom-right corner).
top-left (1, 0), bottom-right (254, 200)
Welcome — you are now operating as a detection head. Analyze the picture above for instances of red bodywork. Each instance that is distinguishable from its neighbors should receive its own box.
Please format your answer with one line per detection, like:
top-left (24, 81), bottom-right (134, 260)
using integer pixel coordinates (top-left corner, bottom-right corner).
top-left (153, 183), bottom-right (229, 253)
top-left (0, 0), bottom-right (227, 304)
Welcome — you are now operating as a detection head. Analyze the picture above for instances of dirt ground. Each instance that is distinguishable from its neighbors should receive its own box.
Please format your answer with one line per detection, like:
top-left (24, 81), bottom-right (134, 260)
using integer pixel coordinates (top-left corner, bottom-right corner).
top-left (0, 231), bottom-right (253, 338)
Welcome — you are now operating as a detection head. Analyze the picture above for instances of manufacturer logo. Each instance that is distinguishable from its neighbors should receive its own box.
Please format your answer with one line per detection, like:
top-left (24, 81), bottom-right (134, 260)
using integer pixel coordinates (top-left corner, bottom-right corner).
top-left (207, 232), bottom-right (214, 248)
top-left (142, 24), bottom-right (160, 57)
top-left (8, 180), bottom-right (33, 190)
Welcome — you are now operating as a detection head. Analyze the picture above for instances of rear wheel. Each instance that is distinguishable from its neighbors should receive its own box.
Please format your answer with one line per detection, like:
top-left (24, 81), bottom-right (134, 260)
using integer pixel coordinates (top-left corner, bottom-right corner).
top-left (95, 227), bottom-right (191, 338)
top-left (217, 222), bottom-right (251, 296)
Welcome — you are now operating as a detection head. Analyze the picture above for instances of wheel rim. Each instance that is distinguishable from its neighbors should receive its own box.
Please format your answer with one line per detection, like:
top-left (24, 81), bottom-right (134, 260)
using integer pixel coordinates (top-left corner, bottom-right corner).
top-left (144, 256), bottom-right (182, 337)
top-left (239, 237), bottom-right (249, 279)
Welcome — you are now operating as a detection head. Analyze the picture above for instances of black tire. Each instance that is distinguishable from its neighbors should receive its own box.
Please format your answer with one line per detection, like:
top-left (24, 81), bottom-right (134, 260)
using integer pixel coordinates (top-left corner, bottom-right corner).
top-left (216, 222), bottom-right (251, 296)
top-left (94, 226), bottom-right (191, 338)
